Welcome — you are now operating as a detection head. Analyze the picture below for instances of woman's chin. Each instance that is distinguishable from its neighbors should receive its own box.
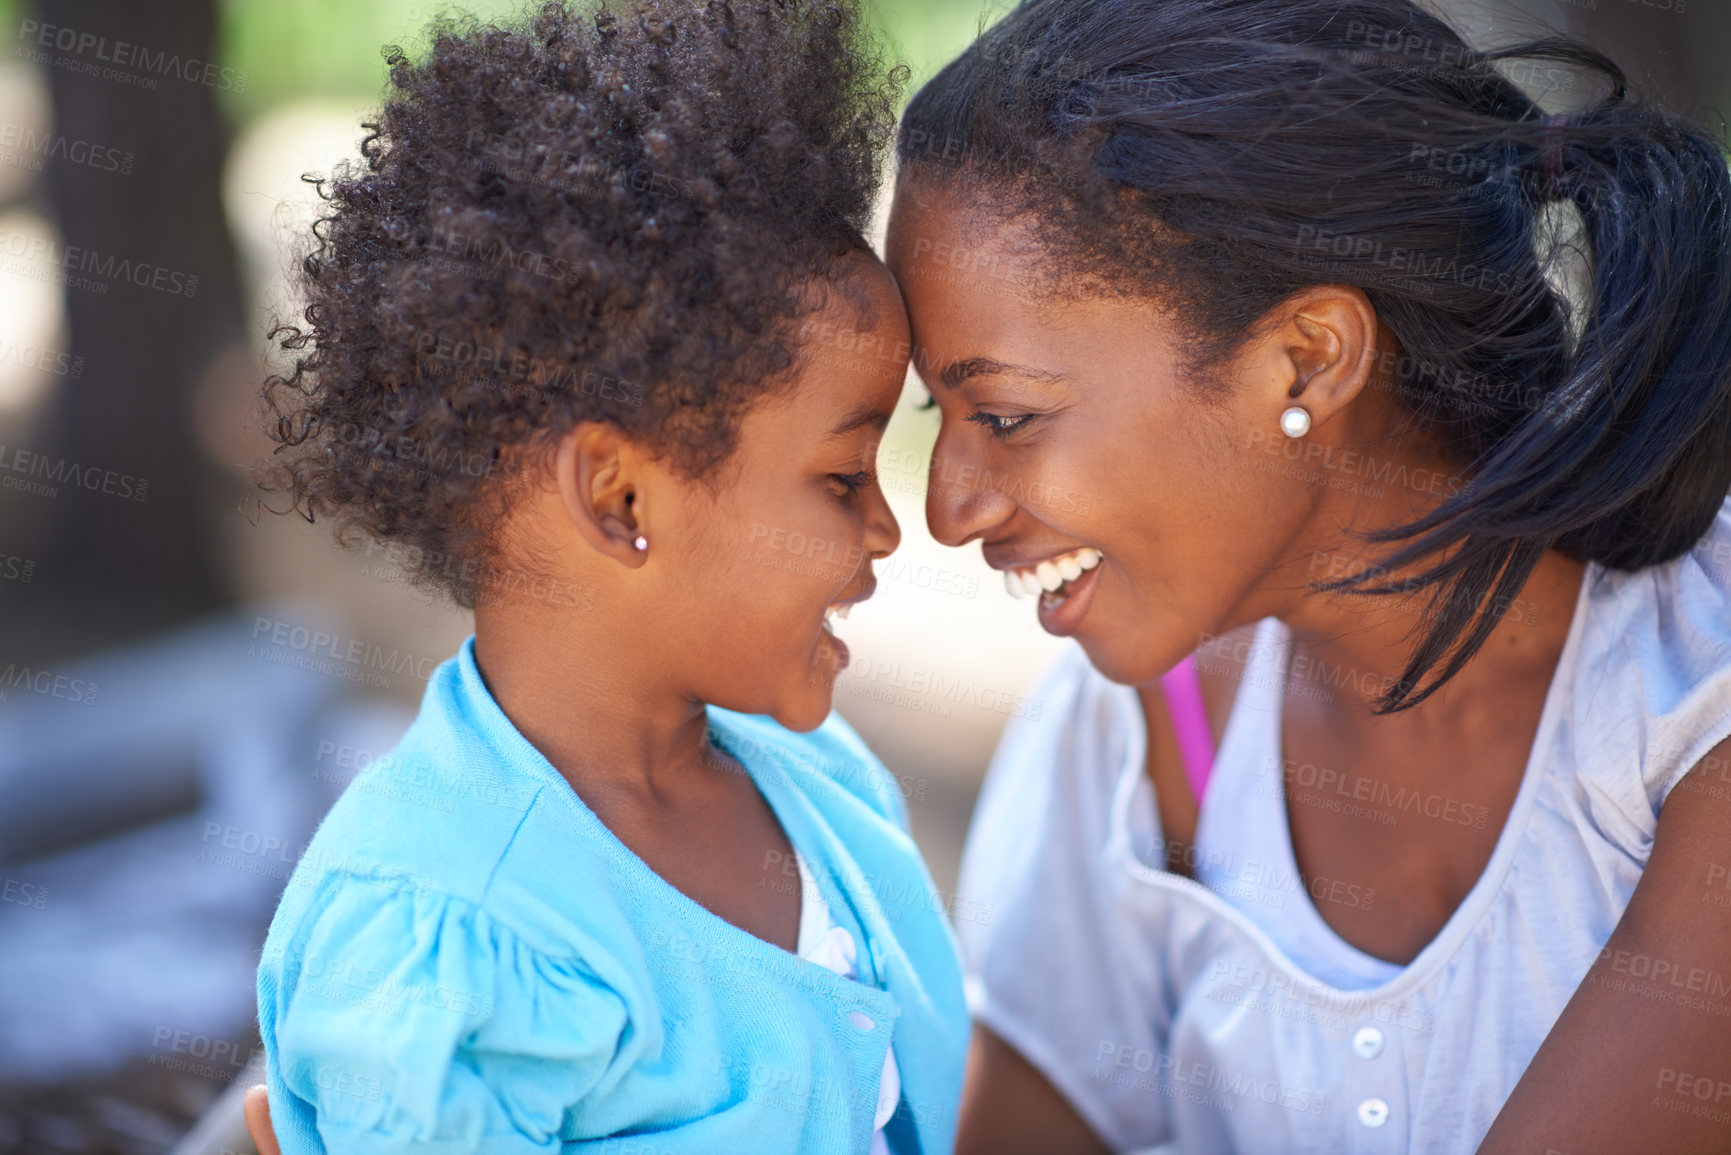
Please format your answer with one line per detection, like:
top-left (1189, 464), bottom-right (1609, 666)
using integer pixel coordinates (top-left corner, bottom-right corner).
top-left (1074, 631), bottom-right (1171, 688)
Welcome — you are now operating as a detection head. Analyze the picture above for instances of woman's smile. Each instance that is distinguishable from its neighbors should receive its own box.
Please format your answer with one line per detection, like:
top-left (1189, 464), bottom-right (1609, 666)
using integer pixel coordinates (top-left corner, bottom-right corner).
top-left (987, 545), bottom-right (1105, 636)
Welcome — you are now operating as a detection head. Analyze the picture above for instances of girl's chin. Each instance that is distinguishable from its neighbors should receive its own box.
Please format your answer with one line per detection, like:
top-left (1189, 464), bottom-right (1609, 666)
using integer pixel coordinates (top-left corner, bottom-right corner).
top-left (770, 689), bottom-right (834, 734)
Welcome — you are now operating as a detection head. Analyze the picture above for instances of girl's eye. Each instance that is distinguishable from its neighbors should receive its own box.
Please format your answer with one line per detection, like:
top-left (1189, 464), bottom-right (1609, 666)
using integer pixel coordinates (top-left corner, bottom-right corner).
top-left (965, 410), bottom-right (1034, 437)
top-left (829, 470), bottom-right (874, 494)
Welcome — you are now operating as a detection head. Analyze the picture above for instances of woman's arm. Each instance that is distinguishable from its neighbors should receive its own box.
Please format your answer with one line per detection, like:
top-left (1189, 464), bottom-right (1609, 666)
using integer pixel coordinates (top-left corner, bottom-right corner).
top-left (1477, 736), bottom-right (1731, 1154)
top-left (956, 1024), bottom-right (1111, 1155)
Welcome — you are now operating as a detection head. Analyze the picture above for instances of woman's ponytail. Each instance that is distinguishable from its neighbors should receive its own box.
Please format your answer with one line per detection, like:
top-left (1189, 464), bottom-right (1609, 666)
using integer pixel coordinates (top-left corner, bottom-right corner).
top-left (1539, 89), bottom-right (1731, 568)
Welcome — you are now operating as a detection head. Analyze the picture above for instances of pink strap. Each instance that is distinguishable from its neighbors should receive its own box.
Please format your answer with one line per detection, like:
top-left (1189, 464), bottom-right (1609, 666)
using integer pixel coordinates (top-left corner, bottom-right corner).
top-left (1159, 654), bottom-right (1215, 807)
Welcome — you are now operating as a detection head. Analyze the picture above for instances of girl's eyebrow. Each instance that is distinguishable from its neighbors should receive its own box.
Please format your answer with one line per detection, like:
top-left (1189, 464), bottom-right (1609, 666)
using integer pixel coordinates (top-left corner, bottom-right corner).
top-left (938, 356), bottom-right (1065, 390)
top-left (828, 401), bottom-right (894, 438)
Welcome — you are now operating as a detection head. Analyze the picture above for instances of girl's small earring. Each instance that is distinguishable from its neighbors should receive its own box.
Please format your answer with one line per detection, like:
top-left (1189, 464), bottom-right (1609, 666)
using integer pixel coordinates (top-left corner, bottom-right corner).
top-left (632, 535), bottom-right (648, 552)
top-left (1279, 406), bottom-right (1312, 439)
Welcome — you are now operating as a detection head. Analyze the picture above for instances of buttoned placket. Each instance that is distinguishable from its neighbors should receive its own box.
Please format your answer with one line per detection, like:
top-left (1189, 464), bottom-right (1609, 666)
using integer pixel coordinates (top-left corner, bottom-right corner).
top-left (1344, 1019), bottom-right (1403, 1152)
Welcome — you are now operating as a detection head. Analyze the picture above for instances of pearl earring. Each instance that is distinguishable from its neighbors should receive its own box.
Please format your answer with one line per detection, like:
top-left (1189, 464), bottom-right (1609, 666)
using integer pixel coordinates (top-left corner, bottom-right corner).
top-left (1279, 406), bottom-right (1312, 438)
top-left (632, 535), bottom-right (648, 552)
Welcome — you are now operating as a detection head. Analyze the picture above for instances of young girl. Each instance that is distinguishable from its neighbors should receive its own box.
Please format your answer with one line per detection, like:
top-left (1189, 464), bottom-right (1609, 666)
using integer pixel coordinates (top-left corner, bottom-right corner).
top-left (248, 3), bottom-right (966, 1151)
top-left (885, 0), bottom-right (1731, 1152)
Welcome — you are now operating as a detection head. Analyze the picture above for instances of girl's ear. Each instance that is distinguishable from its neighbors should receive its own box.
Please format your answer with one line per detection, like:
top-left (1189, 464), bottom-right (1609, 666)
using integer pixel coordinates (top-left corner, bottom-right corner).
top-left (553, 423), bottom-right (649, 568)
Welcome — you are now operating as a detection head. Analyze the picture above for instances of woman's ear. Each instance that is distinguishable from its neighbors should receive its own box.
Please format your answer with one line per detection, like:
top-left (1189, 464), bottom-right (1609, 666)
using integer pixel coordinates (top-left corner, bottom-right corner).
top-left (1272, 286), bottom-right (1380, 431)
top-left (553, 423), bottom-right (650, 567)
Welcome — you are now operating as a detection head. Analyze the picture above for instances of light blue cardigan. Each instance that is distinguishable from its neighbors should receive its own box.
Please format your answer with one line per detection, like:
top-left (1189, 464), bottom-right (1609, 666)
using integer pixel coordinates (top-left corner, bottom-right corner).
top-left (257, 639), bottom-right (968, 1153)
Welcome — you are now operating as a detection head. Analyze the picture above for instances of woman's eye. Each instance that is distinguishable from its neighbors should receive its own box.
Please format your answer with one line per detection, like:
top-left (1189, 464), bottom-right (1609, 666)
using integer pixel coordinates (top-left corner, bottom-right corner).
top-left (965, 410), bottom-right (1034, 437)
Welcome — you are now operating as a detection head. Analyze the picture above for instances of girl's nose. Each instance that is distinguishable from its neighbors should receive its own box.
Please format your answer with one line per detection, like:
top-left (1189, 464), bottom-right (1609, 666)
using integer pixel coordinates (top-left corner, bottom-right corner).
top-left (863, 477), bottom-right (902, 560)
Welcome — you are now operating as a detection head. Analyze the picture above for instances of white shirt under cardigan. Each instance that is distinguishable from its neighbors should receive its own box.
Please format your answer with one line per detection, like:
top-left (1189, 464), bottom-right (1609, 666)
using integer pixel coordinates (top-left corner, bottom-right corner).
top-left (795, 851), bottom-right (901, 1155)
top-left (955, 496), bottom-right (1731, 1155)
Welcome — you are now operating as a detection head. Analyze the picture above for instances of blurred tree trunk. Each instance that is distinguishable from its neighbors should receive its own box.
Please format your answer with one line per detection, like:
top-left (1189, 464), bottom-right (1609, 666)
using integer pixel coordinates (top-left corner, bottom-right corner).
top-left (6, 0), bottom-right (244, 661)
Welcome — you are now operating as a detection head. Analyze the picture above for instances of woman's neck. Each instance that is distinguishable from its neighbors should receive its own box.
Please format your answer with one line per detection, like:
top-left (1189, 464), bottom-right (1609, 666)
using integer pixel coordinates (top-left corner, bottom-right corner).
top-left (1277, 545), bottom-right (1586, 723)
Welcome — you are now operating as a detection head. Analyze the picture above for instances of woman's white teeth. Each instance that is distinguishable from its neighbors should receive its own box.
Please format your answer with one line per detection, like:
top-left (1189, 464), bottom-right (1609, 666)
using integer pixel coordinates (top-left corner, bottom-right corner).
top-left (1004, 547), bottom-right (1102, 599)
top-left (825, 602), bottom-right (853, 627)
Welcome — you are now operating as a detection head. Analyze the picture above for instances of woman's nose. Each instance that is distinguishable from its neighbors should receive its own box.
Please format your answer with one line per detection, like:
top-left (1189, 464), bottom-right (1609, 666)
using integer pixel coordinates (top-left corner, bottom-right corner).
top-left (925, 421), bottom-right (1017, 548)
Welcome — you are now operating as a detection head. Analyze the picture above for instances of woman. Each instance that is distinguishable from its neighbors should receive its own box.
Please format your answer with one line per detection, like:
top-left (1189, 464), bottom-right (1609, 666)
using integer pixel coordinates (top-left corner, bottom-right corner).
top-left (885, 0), bottom-right (1731, 1151)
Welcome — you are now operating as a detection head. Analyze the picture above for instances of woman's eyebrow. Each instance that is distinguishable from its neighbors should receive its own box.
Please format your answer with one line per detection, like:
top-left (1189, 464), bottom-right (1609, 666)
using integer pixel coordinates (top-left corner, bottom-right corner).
top-left (937, 356), bottom-right (1064, 390)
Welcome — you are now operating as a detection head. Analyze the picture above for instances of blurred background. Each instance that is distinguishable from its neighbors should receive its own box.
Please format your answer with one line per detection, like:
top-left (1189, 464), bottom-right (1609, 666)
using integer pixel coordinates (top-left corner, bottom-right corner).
top-left (0, 0), bottom-right (1723, 1149)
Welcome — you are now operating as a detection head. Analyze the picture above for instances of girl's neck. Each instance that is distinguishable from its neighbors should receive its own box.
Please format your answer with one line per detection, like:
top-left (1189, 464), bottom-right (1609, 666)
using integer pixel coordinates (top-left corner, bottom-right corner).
top-left (471, 598), bottom-right (714, 799)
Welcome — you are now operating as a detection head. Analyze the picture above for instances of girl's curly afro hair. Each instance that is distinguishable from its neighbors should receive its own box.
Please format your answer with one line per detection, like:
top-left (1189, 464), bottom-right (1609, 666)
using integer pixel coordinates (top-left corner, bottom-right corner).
top-left (262, 0), bottom-right (905, 606)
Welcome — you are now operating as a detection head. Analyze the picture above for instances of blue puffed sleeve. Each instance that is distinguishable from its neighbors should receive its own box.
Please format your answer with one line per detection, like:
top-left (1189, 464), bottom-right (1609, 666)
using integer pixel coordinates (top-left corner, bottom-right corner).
top-left (259, 878), bottom-right (635, 1154)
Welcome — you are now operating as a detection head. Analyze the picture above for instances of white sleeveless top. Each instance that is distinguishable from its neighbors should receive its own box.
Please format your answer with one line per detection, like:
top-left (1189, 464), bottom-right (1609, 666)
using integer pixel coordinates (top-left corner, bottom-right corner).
top-left (1186, 618), bottom-right (1405, 992)
top-left (955, 496), bottom-right (1731, 1155)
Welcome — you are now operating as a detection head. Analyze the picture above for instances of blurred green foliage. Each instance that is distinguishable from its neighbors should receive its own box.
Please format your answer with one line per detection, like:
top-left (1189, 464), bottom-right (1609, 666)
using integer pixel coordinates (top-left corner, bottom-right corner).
top-left (214, 0), bottom-right (1004, 123)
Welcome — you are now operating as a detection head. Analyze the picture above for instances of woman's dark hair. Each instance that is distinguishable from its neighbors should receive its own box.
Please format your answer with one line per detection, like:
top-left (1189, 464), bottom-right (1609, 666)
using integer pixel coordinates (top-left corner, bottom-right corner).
top-left (898, 0), bottom-right (1731, 711)
top-left (262, 0), bottom-right (901, 606)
